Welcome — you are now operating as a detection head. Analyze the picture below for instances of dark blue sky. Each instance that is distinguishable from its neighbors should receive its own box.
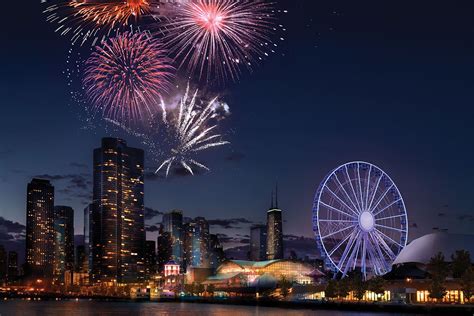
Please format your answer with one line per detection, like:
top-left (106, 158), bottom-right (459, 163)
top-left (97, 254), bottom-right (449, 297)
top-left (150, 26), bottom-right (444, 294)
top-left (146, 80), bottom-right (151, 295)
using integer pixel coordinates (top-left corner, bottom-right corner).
top-left (1, 0), bottom-right (474, 250)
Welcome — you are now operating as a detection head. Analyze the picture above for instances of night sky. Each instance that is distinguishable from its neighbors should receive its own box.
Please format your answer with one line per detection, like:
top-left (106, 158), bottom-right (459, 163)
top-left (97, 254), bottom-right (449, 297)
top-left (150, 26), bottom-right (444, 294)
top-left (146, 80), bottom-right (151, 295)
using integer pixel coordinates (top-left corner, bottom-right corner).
top-left (1, 1), bottom-right (474, 258)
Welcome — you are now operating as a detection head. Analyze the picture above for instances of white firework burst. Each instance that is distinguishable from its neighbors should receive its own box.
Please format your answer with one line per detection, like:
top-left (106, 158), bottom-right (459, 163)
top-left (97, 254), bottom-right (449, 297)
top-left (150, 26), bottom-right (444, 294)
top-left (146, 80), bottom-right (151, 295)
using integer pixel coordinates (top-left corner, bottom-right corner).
top-left (155, 85), bottom-right (230, 176)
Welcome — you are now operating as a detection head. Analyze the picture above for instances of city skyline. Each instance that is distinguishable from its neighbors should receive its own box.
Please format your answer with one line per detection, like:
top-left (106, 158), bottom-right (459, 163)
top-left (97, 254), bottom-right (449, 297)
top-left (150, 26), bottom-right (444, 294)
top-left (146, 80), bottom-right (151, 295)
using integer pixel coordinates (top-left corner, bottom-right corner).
top-left (2, 1), bottom-right (474, 252)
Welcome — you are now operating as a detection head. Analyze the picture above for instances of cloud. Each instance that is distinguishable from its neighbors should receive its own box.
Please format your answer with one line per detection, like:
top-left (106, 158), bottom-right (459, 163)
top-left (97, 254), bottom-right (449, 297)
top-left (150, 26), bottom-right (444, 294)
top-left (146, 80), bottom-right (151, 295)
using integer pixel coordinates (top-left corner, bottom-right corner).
top-left (208, 218), bottom-right (253, 229)
top-left (457, 214), bottom-right (474, 222)
top-left (70, 162), bottom-right (88, 169)
top-left (34, 173), bottom-right (92, 202)
top-left (146, 225), bottom-right (160, 233)
top-left (410, 222), bottom-right (418, 228)
top-left (0, 150), bottom-right (13, 159)
top-left (145, 207), bottom-right (163, 220)
top-left (438, 213), bottom-right (446, 217)
top-left (0, 217), bottom-right (26, 235)
top-left (225, 151), bottom-right (245, 162)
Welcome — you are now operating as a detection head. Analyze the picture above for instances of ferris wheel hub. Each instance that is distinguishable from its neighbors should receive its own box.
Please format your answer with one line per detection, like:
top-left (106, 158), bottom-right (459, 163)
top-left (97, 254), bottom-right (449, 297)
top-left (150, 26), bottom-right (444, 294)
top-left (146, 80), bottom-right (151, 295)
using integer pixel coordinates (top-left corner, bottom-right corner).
top-left (359, 211), bottom-right (375, 232)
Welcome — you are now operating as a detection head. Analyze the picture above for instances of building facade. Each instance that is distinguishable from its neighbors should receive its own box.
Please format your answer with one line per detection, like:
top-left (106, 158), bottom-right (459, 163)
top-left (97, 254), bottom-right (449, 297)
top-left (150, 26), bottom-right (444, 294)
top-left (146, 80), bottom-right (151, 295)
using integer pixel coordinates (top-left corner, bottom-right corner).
top-left (162, 210), bottom-right (184, 268)
top-left (7, 251), bottom-right (18, 283)
top-left (53, 206), bottom-right (74, 284)
top-left (0, 245), bottom-right (6, 283)
top-left (209, 234), bottom-right (225, 270)
top-left (157, 227), bottom-right (173, 273)
top-left (25, 178), bottom-right (55, 281)
top-left (266, 208), bottom-right (283, 260)
top-left (90, 138), bottom-right (145, 284)
top-left (183, 217), bottom-right (210, 270)
top-left (145, 240), bottom-right (157, 277)
top-left (250, 224), bottom-right (267, 261)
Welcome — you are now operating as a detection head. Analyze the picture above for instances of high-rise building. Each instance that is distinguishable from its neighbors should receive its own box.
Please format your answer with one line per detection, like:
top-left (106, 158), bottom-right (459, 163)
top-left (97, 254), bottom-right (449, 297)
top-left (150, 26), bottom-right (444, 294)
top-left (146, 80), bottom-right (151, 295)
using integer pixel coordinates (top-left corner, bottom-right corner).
top-left (75, 245), bottom-right (86, 272)
top-left (209, 234), bottom-right (225, 270)
top-left (53, 206), bottom-right (75, 284)
top-left (157, 225), bottom-right (173, 273)
top-left (83, 204), bottom-right (92, 273)
top-left (162, 210), bottom-right (184, 267)
top-left (250, 224), bottom-right (267, 261)
top-left (145, 240), bottom-right (157, 277)
top-left (0, 245), bottom-right (6, 282)
top-left (266, 187), bottom-right (284, 260)
top-left (7, 251), bottom-right (18, 283)
top-left (25, 178), bottom-right (55, 280)
top-left (183, 217), bottom-right (210, 270)
top-left (90, 138), bottom-right (145, 284)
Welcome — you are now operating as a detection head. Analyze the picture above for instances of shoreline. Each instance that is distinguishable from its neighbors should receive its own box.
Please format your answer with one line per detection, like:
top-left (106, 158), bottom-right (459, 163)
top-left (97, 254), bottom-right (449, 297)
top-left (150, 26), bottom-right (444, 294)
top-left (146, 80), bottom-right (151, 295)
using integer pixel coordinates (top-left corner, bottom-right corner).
top-left (2, 295), bottom-right (474, 315)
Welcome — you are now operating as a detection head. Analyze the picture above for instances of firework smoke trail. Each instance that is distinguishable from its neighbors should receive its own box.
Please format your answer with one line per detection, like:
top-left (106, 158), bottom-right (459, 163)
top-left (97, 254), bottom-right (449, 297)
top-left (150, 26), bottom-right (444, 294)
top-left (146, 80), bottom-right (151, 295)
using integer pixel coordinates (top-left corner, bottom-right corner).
top-left (83, 31), bottom-right (174, 126)
top-left (164, 0), bottom-right (279, 82)
top-left (155, 84), bottom-right (230, 177)
top-left (43, 0), bottom-right (158, 45)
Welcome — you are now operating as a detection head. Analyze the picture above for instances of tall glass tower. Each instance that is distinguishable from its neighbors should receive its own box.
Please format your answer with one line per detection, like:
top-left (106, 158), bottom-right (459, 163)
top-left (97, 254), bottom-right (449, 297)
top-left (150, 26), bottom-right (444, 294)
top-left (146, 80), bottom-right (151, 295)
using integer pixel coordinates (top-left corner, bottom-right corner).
top-left (25, 178), bottom-right (55, 281)
top-left (266, 187), bottom-right (284, 260)
top-left (162, 210), bottom-right (184, 268)
top-left (90, 138), bottom-right (145, 284)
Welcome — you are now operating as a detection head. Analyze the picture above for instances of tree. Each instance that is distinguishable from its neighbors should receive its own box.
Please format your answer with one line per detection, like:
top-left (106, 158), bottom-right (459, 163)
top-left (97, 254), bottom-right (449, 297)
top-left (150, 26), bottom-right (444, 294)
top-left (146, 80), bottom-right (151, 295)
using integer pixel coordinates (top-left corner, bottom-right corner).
top-left (429, 278), bottom-right (447, 301)
top-left (207, 284), bottom-right (215, 296)
top-left (368, 276), bottom-right (386, 299)
top-left (195, 283), bottom-right (205, 295)
top-left (427, 252), bottom-right (448, 302)
top-left (427, 252), bottom-right (449, 280)
top-left (461, 267), bottom-right (474, 303)
top-left (350, 273), bottom-right (367, 301)
top-left (337, 278), bottom-right (350, 300)
top-left (451, 250), bottom-right (471, 279)
top-left (324, 279), bottom-right (338, 300)
top-left (279, 275), bottom-right (292, 298)
top-left (184, 283), bottom-right (194, 295)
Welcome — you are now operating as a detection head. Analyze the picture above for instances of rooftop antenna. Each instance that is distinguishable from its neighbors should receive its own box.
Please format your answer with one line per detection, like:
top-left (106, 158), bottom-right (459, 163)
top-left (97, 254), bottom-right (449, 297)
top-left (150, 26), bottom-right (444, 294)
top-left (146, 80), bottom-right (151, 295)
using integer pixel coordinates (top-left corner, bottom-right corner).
top-left (270, 190), bottom-right (274, 209)
top-left (275, 182), bottom-right (279, 209)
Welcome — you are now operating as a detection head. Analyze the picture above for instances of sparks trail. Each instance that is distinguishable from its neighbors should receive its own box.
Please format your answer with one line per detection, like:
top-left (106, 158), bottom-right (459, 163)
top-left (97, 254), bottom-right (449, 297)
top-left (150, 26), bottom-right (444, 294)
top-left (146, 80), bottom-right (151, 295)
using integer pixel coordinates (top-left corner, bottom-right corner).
top-left (164, 0), bottom-right (280, 83)
top-left (152, 84), bottom-right (230, 177)
top-left (83, 31), bottom-right (174, 126)
top-left (43, 0), bottom-right (158, 45)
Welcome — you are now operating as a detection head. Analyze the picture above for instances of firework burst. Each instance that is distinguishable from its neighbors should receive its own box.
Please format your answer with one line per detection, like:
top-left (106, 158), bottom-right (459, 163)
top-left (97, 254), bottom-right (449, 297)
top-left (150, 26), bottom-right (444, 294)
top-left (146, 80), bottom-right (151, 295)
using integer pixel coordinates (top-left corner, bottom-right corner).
top-left (153, 85), bottom-right (230, 176)
top-left (164, 0), bottom-right (279, 82)
top-left (140, 86), bottom-right (229, 177)
top-left (44, 0), bottom-right (157, 45)
top-left (83, 31), bottom-right (174, 126)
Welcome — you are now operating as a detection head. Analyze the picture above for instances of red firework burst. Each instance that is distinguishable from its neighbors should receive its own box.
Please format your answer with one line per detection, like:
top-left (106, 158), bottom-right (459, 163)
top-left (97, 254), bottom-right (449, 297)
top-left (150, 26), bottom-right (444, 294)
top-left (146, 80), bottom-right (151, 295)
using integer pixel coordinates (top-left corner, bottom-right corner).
top-left (83, 32), bottom-right (174, 125)
top-left (165, 0), bottom-right (278, 83)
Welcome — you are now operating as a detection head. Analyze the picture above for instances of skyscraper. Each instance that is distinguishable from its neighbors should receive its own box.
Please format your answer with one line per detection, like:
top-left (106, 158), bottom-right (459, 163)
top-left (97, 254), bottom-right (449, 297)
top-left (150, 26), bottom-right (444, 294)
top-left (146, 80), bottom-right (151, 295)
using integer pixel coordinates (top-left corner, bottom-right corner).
top-left (53, 206), bottom-right (75, 284)
top-left (266, 187), bottom-right (284, 260)
top-left (90, 138), bottom-right (145, 284)
top-left (250, 224), bottom-right (267, 261)
top-left (183, 217), bottom-right (210, 270)
top-left (157, 226), bottom-right (173, 273)
top-left (83, 204), bottom-right (92, 273)
top-left (209, 234), bottom-right (225, 270)
top-left (7, 251), bottom-right (18, 283)
top-left (162, 210), bottom-right (184, 267)
top-left (75, 245), bottom-right (86, 272)
top-left (0, 245), bottom-right (6, 283)
top-left (145, 240), bottom-right (157, 277)
top-left (25, 178), bottom-right (55, 280)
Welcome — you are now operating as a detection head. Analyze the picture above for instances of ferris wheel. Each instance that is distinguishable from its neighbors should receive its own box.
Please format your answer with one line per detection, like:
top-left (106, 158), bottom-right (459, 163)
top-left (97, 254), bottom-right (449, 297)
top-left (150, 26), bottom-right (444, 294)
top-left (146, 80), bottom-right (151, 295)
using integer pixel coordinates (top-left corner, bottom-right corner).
top-left (313, 161), bottom-right (408, 279)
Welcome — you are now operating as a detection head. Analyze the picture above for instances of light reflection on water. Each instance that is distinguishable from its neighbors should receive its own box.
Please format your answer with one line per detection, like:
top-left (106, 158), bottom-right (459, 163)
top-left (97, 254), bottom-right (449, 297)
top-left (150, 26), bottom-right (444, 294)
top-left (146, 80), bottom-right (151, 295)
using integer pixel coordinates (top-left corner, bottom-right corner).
top-left (0, 300), bottom-right (412, 316)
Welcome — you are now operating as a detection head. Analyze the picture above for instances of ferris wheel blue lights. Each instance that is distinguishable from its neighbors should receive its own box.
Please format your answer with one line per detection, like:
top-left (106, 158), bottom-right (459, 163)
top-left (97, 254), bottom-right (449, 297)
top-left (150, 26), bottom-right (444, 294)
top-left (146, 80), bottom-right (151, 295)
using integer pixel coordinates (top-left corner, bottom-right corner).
top-left (312, 161), bottom-right (408, 279)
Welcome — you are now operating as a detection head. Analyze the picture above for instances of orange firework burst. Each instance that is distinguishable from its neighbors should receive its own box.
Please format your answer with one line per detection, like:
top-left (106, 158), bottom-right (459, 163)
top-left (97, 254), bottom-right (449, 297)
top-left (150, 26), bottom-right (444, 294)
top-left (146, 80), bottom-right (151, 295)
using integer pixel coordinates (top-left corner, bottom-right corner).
top-left (70, 0), bottom-right (151, 27)
top-left (44, 0), bottom-right (157, 45)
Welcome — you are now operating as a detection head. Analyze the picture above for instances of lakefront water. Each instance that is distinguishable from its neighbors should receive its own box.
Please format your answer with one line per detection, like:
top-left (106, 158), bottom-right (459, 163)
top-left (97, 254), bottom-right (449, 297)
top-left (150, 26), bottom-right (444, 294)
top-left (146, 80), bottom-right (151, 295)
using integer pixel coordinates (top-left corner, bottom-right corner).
top-left (0, 300), bottom-right (422, 316)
